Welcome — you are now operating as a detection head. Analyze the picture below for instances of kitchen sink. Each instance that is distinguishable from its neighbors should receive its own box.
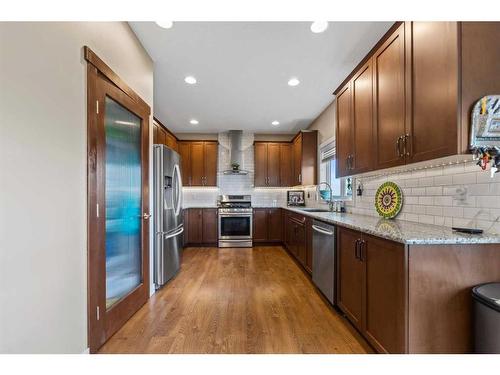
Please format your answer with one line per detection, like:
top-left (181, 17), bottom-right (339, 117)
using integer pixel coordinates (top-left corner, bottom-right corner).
top-left (297, 208), bottom-right (331, 213)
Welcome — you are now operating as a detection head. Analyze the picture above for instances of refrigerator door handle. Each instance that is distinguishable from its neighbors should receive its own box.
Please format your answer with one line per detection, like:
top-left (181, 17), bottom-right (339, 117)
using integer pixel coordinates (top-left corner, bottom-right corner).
top-left (173, 163), bottom-right (182, 217)
top-left (163, 226), bottom-right (184, 239)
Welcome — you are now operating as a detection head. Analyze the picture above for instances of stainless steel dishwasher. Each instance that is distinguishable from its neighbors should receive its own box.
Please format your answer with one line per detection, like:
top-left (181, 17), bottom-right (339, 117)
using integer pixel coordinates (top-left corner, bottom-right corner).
top-left (312, 219), bottom-right (336, 305)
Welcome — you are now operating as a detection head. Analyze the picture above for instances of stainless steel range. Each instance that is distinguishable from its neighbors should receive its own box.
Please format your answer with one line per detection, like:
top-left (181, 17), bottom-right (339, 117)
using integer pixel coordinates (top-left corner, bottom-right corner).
top-left (218, 195), bottom-right (252, 248)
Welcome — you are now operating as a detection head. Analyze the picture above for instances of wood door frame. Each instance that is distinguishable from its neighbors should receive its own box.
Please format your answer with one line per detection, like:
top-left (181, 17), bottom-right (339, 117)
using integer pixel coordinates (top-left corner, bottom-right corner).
top-left (85, 46), bottom-right (151, 353)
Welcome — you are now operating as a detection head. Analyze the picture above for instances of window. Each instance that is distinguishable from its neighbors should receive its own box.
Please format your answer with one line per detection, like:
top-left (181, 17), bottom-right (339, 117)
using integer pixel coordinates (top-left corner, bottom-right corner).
top-left (318, 139), bottom-right (352, 201)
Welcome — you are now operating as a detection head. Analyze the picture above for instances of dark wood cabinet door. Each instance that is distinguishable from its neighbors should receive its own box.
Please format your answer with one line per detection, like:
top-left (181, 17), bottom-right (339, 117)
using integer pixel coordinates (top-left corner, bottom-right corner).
top-left (268, 208), bottom-right (282, 242)
top-left (153, 123), bottom-right (159, 144)
top-left (373, 23), bottom-right (406, 170)
top-left (351, 61), bottom-right (374, 174)
top-left (405, 22), bottom-right (459, 163)
top-left (203, 142), bottom-right (218, 186)
top-left (187, 208), bottom-right (203, 244)
top-left (305, 217), bottom-right (313, 274)
top-left (178, 141), bottom-right (191, 186)
top-left (267, 143), bottom-right (281, 187)
top-left (254, 143), bottom-right (268, 187)
top-left (300, 132), bottom-right (318, 186)
top-left (337, 227), bottom-right (363, 329)
top-left (336, 83), bottom-right (352, 178)
top-left (157, 127), bottom-right (166, 145)
top-left (363, 234), bottom-right (406, 354)
top-left (295, 221), bottom-right (307, 267)
top-left (285, 215), bottom-right (295, 255)
top-left (190, 142), bottom-right (205, 186)
top-left (202, 208), bottom-right (218, 244)
top-left (165, 133), bottom-right (177, 152)
top-left (279, 144), bottom-right (293, 187)
top-left (293, 135), bottom-right (302, 185)
top-left (253, 208), bottom-right (268, 242)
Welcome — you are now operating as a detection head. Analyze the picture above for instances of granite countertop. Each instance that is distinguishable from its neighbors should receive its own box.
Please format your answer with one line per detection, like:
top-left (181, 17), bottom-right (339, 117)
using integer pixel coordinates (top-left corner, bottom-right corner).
top-left (282, 207), bottom-right (500, 245)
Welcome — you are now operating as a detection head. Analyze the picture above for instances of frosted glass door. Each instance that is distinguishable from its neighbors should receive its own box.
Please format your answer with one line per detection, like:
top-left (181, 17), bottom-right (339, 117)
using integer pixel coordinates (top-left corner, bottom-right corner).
top-left (104, 96), bottom-right (142, 309)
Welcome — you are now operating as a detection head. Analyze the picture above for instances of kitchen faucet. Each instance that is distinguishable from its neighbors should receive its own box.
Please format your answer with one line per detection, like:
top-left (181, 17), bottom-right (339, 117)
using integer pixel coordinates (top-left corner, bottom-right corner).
top-left (317, 181), bottom-right (334, 212)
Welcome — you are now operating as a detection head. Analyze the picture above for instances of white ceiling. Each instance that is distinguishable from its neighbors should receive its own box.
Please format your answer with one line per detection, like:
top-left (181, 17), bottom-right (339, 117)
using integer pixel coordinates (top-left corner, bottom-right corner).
top-left (129, 22), bottom-right (393, 134)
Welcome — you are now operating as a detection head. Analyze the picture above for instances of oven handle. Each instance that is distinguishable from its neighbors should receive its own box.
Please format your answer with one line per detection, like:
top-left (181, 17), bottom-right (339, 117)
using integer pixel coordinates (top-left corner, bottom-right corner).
top-left (218, 213), bottom-right (253, 217)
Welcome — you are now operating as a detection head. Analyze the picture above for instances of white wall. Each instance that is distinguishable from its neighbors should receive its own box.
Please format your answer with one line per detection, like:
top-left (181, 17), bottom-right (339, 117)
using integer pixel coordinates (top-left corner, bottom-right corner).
top-left (0, 22), bottom-right (153, 353)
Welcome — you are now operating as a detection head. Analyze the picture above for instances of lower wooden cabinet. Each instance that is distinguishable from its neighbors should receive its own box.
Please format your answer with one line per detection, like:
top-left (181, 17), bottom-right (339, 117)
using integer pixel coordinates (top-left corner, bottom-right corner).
top-left (184, 208), bottom-right (218, 245)
top-left (337, 226), bottom-right (406, 353)
top-left (283, 211), bottom-right (312, 275)
top-left (253, 208), bottom-right (282, 243)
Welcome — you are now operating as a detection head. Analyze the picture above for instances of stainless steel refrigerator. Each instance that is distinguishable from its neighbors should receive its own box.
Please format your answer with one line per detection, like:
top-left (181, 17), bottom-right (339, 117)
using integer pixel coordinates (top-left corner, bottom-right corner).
top-left (153, 144), bottom-right (183, 289)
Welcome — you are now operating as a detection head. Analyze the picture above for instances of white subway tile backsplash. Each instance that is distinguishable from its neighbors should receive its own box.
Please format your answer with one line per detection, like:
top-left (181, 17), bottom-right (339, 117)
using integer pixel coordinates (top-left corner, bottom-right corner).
top-left (452, 172), bottom-right (477, 185)
top-left (434, 175), bottom-right (453, 186)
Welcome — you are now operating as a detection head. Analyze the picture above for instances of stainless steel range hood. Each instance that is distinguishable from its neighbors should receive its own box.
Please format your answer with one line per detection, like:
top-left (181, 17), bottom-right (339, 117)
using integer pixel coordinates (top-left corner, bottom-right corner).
top-left (223, 130), bottom-right (249, 175)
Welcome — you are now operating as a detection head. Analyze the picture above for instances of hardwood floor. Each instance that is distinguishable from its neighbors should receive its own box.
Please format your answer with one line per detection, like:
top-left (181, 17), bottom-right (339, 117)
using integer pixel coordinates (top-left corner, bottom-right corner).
top-left (98, 246), bottom-right (373, 354)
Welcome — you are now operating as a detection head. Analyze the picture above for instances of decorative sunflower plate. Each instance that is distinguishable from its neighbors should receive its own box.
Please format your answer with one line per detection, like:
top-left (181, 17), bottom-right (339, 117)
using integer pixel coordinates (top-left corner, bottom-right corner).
top-left (375, 181), bottom-right (403, 219)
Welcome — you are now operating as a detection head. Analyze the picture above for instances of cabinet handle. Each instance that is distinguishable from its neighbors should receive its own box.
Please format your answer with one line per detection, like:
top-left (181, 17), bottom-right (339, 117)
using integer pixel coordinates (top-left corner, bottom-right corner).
top-left (396, 136), bottom-right (403, 157)
top-left (355, 239), bottom-right (360, 259)
top-left (404, 134), bottom-right (411, 157)
top-left (350, 155), bottom-right (354, 170)
top-left (298, 174), bottom-right (302, 184)
top-left (360, 240), bottom-right (366, 262)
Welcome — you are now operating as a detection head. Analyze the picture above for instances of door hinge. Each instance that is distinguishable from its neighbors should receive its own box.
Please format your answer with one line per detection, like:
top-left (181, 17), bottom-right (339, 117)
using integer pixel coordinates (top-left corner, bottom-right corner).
top-left (96, 203), bottom-right (99, 218)
top-left (96, 100), bottom-right (99, 114)
top-left (96, 306), bottom-right (100, 321)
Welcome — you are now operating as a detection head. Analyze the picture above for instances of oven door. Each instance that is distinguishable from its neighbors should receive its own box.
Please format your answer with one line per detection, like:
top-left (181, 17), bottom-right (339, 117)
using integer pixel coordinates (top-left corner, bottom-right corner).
top-left (218, 213), bottom-right (253, 240)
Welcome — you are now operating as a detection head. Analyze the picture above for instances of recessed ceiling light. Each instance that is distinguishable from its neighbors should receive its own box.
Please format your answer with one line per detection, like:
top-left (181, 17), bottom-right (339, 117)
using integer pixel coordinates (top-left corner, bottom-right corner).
top-left (310, 21), bottom-right (328, 33)
top-left (287, 78), bottom-right (300, 87)
top-left (271, 121), bottom-right (280, 126)
top-left (189, 119), bottom-right (199, 125)
top-left (184, 76), bottom-right (197, 85)
top-left (156, 21), bottom-right (173, 29)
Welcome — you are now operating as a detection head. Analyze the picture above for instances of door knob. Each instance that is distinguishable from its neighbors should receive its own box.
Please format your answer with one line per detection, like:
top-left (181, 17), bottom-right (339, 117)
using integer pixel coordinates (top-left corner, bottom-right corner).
top-left (142, 213), bottom-right (152, 220)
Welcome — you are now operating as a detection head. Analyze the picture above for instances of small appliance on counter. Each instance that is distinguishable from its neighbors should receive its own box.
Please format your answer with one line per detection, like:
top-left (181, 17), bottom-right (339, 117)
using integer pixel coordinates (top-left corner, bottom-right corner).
top-left (287, 190), bottom-right (305, 206)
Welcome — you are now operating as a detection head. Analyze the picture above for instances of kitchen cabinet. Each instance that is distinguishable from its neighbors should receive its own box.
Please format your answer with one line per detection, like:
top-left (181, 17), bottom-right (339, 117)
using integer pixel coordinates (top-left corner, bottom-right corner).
top-left (336, 59), bottom-right (374, 177)
top-left (202, 208), bottom-right (218, 244)
top-left (405, 21), bottom-right (459, 163)
top-left (254, 142), bottom-right (286, 187)
top-left (283, 211), bottom-right (311, 274)
top-left (253, 132), bottom-right (316, 187)
top-left (253, 208), bottom-right (282, 242)
top-left (186, 208), bottom-right (203, 244)
top-left (337, 227), bottom-right (364, 329)
top-left (351, 60), bottom-right (374, 174)
top-left (336, 83), bottom-right (353, 178)
top-left (337, 226), bottom-right (406, 353)
top-left (373, 22), bottom-right (406, 170)
top-left (184, 208), bottom-right (218, 245)
top-left (279, 143), bottom-right (293, 187)
top-left (178, 141), bottom-right (218, 187)
top-left (153, 119), bottom-right (178, 152)
top-left (335, 22), bottom-right (500, 177)
top-left (291, 131), bottom-right (318, 186)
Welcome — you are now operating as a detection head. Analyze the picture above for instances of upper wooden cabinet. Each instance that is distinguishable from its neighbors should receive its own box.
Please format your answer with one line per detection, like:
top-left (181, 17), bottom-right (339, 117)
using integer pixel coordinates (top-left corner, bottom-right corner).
top-left (373, 23), bottom-right (406, 170)
top-left (153, 118), bottom-right (178, 152)
top-left (254, 142), bottom-right (283, 187)
top-left (335, 22), bottom-right (500, 177)
top-left (178, 141), bottom-right (218, 187)
top-left (405, 22), bottom-right (459, 163)
top-left (291, 131), bottom-right (318, 186)
top-left (279, 143), bottom-right (293, 187)
top-left (351, 60), bottom-right (374, 174)
top-left (254, 131), bottom-right (318, 187)
top-left (336, 83), bottom-right (353, 177)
